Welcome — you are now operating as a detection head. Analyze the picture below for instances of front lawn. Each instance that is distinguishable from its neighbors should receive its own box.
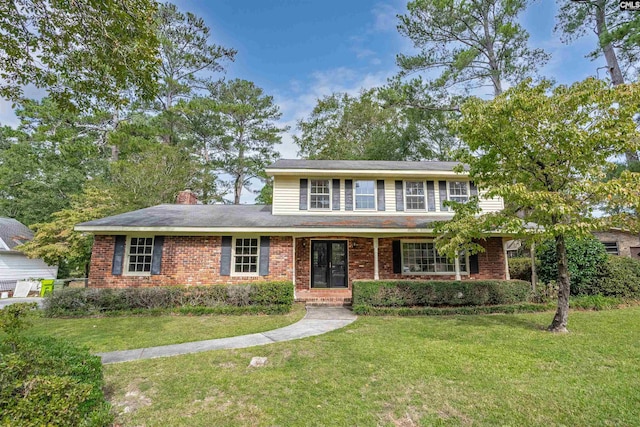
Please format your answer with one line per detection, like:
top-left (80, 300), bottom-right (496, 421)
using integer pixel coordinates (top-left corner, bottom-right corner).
top-left (104, 307), bottom-right (640, 426)
top-left (28, 303), bottom-right (306, 352)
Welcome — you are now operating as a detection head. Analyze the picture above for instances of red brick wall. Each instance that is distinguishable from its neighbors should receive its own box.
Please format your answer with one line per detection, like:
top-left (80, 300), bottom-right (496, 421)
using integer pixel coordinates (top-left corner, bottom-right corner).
top-left (294, 237), bottom-right (374, 293)
top-left (88, 235), bottom-right (293, 288)
top-left (378, 236), bottom-right (506, 281)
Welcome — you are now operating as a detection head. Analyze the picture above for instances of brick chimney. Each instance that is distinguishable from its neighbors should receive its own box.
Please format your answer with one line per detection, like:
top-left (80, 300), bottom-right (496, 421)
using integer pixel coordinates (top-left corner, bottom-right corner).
top-left (176, 189), bottom-right (198, 205)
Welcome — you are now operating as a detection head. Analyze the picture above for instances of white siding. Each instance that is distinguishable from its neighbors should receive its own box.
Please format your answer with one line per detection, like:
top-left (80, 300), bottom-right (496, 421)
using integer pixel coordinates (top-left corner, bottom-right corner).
top-left (0, 252), bottom-right (58, 281)
top-left (272, 175), bottom-right (504, 215)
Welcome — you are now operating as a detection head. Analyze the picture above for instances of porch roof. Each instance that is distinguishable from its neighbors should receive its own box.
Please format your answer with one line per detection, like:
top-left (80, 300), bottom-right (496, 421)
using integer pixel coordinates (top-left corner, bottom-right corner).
top-left (75, 204), bottom-right (455, 234)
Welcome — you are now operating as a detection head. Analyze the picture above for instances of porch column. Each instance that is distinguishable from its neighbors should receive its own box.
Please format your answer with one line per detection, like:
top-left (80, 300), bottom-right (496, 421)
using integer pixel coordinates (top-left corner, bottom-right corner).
top-left (454, 256), bottom-right (461, 280)
top-left (373, 237), bottom-right (379, 280)
top-left (292, 236), bottom-right (296, 297)
top-left (503, 238), bottom-right (511, 280)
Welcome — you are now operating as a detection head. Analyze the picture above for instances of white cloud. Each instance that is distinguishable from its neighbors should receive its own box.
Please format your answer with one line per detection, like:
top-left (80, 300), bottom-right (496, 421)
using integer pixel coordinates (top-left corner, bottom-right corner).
top-left (371, 3), bottom-right (400, 33)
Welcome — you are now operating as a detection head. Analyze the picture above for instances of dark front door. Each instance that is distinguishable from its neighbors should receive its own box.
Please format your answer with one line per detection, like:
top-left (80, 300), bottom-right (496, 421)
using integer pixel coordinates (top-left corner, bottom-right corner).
top-left (311, 240), bottom-right (348, 288)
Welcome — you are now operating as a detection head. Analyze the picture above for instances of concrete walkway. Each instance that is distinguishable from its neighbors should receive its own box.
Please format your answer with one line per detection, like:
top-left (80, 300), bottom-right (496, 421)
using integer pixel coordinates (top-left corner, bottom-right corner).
top-left (98, 306), bottom-right (357, 364)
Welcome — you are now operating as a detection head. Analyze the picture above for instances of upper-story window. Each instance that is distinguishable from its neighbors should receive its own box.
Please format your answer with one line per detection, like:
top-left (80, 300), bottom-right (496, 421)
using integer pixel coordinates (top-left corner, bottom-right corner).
top-left (309, 179), bottom-right (331, 209)
top-left (448, 181), bottom-right (469, 203)
top-left (405, 181), bottom-right (426, 210)
top-left (355, 180), bottom-right (376, 210)
top-left (126, 237), bottom-right (154, 274)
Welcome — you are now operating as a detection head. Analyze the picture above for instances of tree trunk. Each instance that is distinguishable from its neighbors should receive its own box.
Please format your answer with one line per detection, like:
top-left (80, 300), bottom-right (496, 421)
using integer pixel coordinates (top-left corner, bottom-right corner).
top-left (594, 1), bottom-right (638, 164)
top-left (530, 242), bottom-right (537, 293)
top-left (234, 173), bottom-right (243, 204)
top-left (548, 234), bottom-right (570, 333)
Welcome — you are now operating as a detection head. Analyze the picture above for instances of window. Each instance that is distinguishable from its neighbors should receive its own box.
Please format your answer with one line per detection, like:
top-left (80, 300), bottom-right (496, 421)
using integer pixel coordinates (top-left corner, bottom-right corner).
top-left (448, 181), bottom-right (469, 203)
top-left (309, 179), bottom-right (331, 209)
top-left (127, 237), bottom-right (154, 274)
top-left (233, 237), bottom-right (259, 275)
top-left (401, 241), bottom-right (467, 274)
top-left (405, 181), bottom-right (426, 210)
top-left (602, 241), bottom-right (619, 256)
top-left (355, 180), bottom-right (376, 210)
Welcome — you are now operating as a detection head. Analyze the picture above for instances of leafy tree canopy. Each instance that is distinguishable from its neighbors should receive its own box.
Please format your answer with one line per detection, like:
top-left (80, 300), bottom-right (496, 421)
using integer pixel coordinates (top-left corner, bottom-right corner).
top-left (0, 0), bottom-right (160, 110)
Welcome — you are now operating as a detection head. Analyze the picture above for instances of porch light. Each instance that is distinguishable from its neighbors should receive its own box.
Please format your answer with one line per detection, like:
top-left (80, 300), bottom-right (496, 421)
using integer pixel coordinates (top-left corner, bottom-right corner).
top-left (352, 241), bottom-right (357, 249)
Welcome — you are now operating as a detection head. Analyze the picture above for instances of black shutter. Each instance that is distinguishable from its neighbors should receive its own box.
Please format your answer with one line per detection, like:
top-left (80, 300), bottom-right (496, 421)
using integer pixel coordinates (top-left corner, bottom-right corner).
top-left (345, 179), bottom-right (353, 211)
top-left (299, 179), bottom-right (308, 210)
top-left (332, 179), bottom-right (340, 210)
top-left (112, 235), bottom-right (126, 276)
top-left (469, 253), bottom-right (479, 274)
top-left (395, 180), bottom-right (404, 211)
top-left (377, 180), bottom-right (385, 211)
top-left (470, 181), bottom-right (478, 197)
top-left (150, 236), bottom-right (164, 275)
top-left (439, 181), bottom-right (448, 211)
top-left (259, 236), bottom-right (270, 276)
top-left (220, 236), bottom-right (232, 276)
top-left (392, 240), bottom-right (402, 274)
top-left (426, 181), bottom-right (436, 212)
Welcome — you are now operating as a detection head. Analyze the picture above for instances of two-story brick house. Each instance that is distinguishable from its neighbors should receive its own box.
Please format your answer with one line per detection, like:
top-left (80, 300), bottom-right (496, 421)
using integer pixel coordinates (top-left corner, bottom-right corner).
top-left (76, 160), bottom-right (511, 304)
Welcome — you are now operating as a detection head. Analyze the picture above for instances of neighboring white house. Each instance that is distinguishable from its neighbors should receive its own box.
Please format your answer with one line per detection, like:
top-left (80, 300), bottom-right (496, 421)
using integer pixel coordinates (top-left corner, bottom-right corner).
top-left (0, 217), bottom-right (58, 291)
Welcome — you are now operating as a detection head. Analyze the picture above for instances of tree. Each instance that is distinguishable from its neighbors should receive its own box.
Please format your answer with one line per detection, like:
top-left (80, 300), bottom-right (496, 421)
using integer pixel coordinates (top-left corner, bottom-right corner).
top-left (151, 2), bottom-right (236, 145)
top-left (434, 78), bottom-right (640, 332)
top-left (396, 0), bottom-right (548, 102)
top-left (556, 0), bottom-right (640, 163)
top-left (18, 187), bottom-right (124, 277)
top-left (209, 79), bottom-right (286, 204)
top-left (0, 0), bottom-right (160, 110)
top-left (295, 87), bottom-right (462, 161)
top-left (0, 99), bottom-right (109, 225)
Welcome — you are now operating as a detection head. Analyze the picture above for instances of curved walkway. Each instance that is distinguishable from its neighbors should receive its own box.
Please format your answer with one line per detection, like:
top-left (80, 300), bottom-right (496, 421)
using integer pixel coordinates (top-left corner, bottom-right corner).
top-left (98, 306), bottom-right (357, 364)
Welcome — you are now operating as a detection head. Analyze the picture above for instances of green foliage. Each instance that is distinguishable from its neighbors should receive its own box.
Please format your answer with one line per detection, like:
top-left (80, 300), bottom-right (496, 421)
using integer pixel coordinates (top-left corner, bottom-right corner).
top-left (570, 295), bottom-right (622, 311)
top-left (397, 0), bottom-right (548, 97)
top-left (0, 303), bottom-right (37, 345)
top-left (43, 282), bottom-right (294, 317)
top-left (597, 256), bottom-right (640, 298)
top-left (0, 336), bottom-right (112, 427)
top-left (537, 237), bottom-right (608, 296)
top-left (0, 0), bottom-right (159, 110)
top-left (352, 280), bottom-right (531, 308)
top-left (352, 303), bottom-right (551, 316)
top-left (508, 257), bottom-right (532, 282)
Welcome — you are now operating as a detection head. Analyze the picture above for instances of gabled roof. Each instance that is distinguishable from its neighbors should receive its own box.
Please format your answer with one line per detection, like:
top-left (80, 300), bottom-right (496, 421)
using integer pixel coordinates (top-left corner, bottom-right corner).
top-left (75, 204), bottom-right (452, 234)
top-left (0, 217), bottom-right (33, 251)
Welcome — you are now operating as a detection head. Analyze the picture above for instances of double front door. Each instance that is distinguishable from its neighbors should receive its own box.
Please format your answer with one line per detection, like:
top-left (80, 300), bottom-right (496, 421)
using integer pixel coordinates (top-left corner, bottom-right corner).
top-left (311, 240), bottom-right (347, 288)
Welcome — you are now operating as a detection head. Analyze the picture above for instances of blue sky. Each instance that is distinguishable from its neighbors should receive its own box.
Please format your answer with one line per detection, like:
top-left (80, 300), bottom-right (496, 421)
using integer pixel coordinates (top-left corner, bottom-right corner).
top-left (0, 0), bottom-right (605, 184)
top-left (180, 0), bottom-right (600, 159)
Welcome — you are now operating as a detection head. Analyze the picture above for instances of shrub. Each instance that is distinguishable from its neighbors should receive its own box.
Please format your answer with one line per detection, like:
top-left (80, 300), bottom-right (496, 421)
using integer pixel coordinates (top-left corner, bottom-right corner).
top-left (536, 236), bottom-right (608, 296)
top-left (570, 295), bottom-right (622, 311)
top-left (596, 256), bottom-right (640, 298)
top-left (1, 337), bottom-right (112, 426)
top-left (44, 281), bottom-right (294, 317)
top-left (352, 280), bottom-right (531, 308)
top-left (352, 303), bottom-right (552, 316)
top-left (509, 257), bottom-right (532, 282)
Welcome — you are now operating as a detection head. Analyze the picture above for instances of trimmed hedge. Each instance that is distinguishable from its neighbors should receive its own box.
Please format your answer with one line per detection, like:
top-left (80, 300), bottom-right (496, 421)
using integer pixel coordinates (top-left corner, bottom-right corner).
top-left (44, 281), bottom-right (294, 317)
top-left (353, 303), bottom-right (552, 316)
top-left (353, 279), bottom-right (531, 308)
top-left (0, 336), bottom-right (112, 426)
top-left (595, 256), bottom-right (640, 298)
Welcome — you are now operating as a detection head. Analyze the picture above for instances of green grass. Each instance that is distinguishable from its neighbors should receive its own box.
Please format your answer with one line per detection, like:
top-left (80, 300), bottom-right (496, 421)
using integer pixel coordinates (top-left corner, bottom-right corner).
top-left (104, 307), bottom-right (640, 426)
top-left (27, 303), bottom-right (306, 353)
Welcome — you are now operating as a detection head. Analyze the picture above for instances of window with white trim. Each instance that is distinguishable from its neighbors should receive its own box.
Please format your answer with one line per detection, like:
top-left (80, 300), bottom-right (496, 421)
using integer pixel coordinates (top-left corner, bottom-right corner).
top-left (405, 181), bottom-right (426, 210)
top-left (355, 180), bottom-right (376, 210)
top-left (309, 179), bottom-right (331, 209)
top-left (233, 237), bottom-right (259, 275)
top-left (448, 181), bottom-right (469, 203)
top-left (127, 237), bottom-right (154, 274)
top-left (401, 241), bottom-right (467, 274)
